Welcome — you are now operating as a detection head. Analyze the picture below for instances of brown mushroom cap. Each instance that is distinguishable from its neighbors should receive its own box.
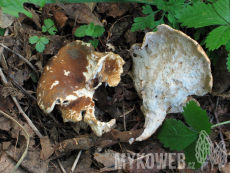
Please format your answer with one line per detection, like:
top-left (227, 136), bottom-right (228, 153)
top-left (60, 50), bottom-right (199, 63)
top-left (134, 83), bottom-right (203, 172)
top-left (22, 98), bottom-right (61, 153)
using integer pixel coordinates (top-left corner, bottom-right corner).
top-left (129, 24), bottom-right (212, 141)
top-left (37, 40), bottom-right (125, 136)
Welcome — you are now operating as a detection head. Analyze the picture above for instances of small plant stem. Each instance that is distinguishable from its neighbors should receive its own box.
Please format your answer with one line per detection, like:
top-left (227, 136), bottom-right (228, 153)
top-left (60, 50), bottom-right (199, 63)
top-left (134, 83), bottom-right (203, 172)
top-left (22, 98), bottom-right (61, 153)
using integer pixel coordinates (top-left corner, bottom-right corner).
top-left (211, 120), bottom-right (230, 128)
top-left (0, 43), bottom-right (39, 77)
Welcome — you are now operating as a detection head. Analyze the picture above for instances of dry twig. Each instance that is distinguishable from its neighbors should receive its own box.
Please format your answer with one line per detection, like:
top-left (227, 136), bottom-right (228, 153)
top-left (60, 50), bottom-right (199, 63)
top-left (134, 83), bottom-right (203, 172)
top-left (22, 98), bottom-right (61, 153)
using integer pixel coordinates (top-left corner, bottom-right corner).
top-left (0, 43), bottom-right (39, 77)
top-left (0, 68), bottom-right (42, 138)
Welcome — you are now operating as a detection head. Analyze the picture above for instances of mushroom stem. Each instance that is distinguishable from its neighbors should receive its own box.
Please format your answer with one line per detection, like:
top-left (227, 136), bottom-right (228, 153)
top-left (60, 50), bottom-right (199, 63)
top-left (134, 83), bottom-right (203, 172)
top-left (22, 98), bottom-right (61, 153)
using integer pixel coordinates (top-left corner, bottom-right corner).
top-left (135, 108), bottom-right (167, 141)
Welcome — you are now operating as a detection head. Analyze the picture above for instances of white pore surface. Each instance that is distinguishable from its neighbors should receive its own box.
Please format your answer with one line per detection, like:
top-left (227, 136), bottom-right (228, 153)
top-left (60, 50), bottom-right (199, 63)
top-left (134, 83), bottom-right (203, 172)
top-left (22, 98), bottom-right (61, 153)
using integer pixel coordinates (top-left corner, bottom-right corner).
top-left (130, 25), bottom-right (212, 141)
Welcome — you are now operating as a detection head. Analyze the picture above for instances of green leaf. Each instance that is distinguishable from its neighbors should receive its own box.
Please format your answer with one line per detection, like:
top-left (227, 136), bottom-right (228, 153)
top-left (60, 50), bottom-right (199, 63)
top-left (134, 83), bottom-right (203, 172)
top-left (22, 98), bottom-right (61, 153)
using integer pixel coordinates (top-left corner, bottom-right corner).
top-left (92, 25), bottom-right (105, 37)
top-left (157, 119), bottom-right (199, 151)
top-left (205, 26), bottom-right (230, 50)
top-left (226, 53), bottom-right (230, 72)
top-left (44, 19), bottom-right (54, 29)
top-left (48, 27), bottom-right (58, 35)
top-left (42, 19), bottom-right (57, 35)
top-left (177, 2), bottom-right (227, 28)
top-left (214, 0), bottom-right (230, 23)
top-left (183, 101), bottom-right (211, 134)
top-left (35, 41), bottom-right (45, 53)
top-left (42, 25), bottom-right (48, 33)
top-left (142, 5), bottom-right (153, 14)
top-left (89, 40), bottom-right (98, 48)
top-left (225, 40), bottom-right (230, 51)
top-left (39, 37), bottom-right (49, 44)
top-left (0, 0), bottom-right (46, 18)
top-left (184, 140), bottom-right (203, 169)
top-left (74, 25), bottom-right (88, 37)
top-left (0, 28), bottom-right (5, 36)
top-left (29, 36), bottom-right (39, 44)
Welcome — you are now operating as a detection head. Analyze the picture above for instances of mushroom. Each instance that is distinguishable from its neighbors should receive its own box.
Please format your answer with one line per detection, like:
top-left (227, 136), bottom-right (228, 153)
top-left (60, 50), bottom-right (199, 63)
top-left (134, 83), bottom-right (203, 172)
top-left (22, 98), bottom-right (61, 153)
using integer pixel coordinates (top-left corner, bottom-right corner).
top-left (37, 40), bottom-right (125, 136)
top-left (129, 24), bottom-right (212, 141)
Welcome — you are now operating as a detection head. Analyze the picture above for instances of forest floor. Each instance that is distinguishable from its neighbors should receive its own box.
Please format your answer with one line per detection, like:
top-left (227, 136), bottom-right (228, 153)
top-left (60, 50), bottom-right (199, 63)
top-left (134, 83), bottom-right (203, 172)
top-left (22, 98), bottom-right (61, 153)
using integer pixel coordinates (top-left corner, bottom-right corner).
top-left (0, 2), bottom-right (229, 173)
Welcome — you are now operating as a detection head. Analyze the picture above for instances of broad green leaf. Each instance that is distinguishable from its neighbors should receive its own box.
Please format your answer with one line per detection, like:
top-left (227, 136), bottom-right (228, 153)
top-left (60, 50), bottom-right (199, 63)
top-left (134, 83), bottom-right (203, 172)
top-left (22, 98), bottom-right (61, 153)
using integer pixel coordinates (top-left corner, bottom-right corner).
top-left (157, 119), bottom-right (199, 151)
top-left (177, 2), bottom-right (227, 28)
top-left (89, 40), bottom-right (98, 48)
top-left (75, 25), bottom-right (88, 37)
top-left (29, 36), bottom-right (39, 44)
top-left (39, 37), bottom-right (49, 44)
top-left (184, 140), bottom-right (203, 169)
top-left (92, 25), bottom-right (105, 37)
top-left (183, 101), bottom-right (211, 134)
top-left (213, 0), bottom-right (230, 23)
top-left (0, 0), bottom-right (46, 18)
top-left (35, 41), bottom-right (45, 53)
top-left (225, 40), bottom-right (230, 51)
top-left (205, 26), bottom-right (230, 50)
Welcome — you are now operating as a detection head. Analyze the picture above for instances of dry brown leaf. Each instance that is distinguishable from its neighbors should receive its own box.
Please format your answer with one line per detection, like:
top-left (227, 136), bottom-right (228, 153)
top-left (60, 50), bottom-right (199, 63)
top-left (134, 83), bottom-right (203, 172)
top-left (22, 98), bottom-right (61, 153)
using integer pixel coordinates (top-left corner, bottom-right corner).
top-left (97, 3), bottom-right (131, 18)
top-left (50, 6), bottom-right (68, 29)
top-left (0, 86), bottom-right (14, 112)
top-left (0, 152), bottom-right (27, 173)
top-left (57, 3), bottom-right (102, 26)
top-left (40, 136), bottom-right (55, 160)
top-left (6, 145), bottom-right (50, 173)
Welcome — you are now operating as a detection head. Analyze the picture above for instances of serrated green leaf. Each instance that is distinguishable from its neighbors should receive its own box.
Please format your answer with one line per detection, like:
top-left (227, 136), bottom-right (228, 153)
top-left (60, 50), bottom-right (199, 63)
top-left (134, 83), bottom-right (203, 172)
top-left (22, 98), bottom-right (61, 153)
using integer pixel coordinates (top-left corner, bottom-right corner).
top-left (194, 28), bottom-right (206, 41)
top-left (88, 22), bottom-right (94, 30)
top-left (89, 40), bottom-right (98, 48)
top-left (75, 25), bottom-right (88, 37)
top-left (213, 0), bottom-right (230, 23)
top-left (226, 40), bottom-right (230, 51)
top-left (183, 101), bottom-right (211, 134)
top-left (205, 26), bottom-right (230, 50)
top-left (226, 53), bottom-right (230, 72)
top-left (42, 25), bottom-right (48, 33)
top-left (142, 5), bottom-right (153, 14)
top-left (44, 19), bottom-right (54, 29)
top-left (157, 119), bottom-right (199, 151)
top-left (86, 28), bottom-right (94, 36)
top-left (0, 0), bottom-right (46, 18)
top-left (39, 37), bottom-right (49, 44)
top-left (35, 41), bottom-right (45, 53)
top-left (48, 27), bottom-right (58, 35)
top-left (92, 25), bottom-right (105, 37)
top-left (29, 36), bottom-right (39, 44)
top-left (184, 140), bottom-right (203, 169)
top-left (177, 2), bottom-right (227, 28)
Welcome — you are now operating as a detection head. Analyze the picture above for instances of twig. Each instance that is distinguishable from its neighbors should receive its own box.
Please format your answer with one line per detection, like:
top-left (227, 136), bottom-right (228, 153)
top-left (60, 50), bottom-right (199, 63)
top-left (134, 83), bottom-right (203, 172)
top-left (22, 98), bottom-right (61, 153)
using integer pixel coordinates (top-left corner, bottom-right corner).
top-left (0, 28), bottom-right (9, 72)
top-left (70, 150), bottom-right (82, 173)
top-left (122, 87), bottom-right (126, 131)
top-left (57, 159), bottom-right (67, 173)
top-left (0, 68), bottom-right (42, 138)
top-left (0, 43), bottom-right (39, 77)
top-left (213, 96), bottom-right (227, 164)
top-left (0, 110), bottom-right (29, 173)
top-left (11, 79), bottom-right (37, 103)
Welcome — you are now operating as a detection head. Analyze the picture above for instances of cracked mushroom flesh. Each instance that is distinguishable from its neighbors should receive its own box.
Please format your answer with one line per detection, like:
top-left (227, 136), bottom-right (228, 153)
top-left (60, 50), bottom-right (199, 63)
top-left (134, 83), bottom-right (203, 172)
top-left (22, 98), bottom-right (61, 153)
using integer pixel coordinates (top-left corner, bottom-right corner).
top-left (37, 40), bottom-right (125, 136)
top-left (129, 24), bottom-right (212, 141)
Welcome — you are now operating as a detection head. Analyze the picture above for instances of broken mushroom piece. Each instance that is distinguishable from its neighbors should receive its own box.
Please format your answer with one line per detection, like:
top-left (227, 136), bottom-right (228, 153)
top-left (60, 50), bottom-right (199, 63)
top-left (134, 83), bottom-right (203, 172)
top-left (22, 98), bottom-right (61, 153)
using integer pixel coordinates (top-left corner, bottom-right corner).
top-left (129, 24), bottom-right (212, 141)
top-left (37, 40), bottom-right (125, 136)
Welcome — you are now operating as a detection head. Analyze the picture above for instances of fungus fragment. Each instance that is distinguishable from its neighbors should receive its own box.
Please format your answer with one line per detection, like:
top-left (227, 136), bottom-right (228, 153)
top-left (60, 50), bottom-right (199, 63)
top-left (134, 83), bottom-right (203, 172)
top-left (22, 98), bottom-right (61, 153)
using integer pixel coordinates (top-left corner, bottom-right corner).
top-left (37, 40), bottom-right (125, 136)
top-left (129, 24), bottom-right (212, 141)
